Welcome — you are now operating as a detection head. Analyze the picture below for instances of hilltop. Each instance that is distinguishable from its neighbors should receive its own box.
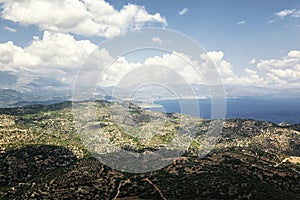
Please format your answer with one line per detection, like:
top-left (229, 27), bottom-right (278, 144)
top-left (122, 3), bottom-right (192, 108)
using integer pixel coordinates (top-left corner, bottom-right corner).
top-left (0, 101), bottom-right (299, 199)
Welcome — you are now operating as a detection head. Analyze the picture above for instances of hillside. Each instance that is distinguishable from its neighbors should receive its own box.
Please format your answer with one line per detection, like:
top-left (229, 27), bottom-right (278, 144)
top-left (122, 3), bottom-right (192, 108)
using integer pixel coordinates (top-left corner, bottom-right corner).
top-left (0, 101), bottom-right (299, 199)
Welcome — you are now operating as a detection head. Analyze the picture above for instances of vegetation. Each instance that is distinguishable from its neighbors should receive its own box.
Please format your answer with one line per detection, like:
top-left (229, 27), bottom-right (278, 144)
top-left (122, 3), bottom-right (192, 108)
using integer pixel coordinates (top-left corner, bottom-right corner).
top-left (0, 101), bottom-right (299, 199)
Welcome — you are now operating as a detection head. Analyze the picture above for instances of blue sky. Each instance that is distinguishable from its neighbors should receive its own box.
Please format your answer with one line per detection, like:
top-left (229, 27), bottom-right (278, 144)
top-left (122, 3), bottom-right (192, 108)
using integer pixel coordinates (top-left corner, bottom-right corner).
top-left (107, 0), bottom-right (300, 70)
top-left (0, 0), bottom-right (300, 89)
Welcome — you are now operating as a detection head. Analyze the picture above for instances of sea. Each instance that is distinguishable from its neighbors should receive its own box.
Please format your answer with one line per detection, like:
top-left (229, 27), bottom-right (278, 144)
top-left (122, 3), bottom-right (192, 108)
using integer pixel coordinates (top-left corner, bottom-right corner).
top-left (153, 97), bottom-right (300, 124)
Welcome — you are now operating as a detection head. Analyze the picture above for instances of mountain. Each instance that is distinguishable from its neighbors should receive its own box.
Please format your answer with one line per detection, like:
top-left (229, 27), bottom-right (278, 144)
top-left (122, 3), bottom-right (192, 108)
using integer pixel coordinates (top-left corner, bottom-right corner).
top-left (0, 89), bottom-right (30, 107)
top-left (0, 101), bottom-right (299, 199)
top-left (1, 84), bottom-right (300, 108)
top-left (0, 88), bottom-right (71, 107)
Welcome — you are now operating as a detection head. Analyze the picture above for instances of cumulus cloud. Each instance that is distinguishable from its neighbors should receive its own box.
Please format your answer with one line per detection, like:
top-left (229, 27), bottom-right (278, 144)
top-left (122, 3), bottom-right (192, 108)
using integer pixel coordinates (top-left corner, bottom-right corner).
top-left (91, 50), bottom-right (224, 88)
top-left (256, 50), bottom-right (300, 87)
top-left (201, 51), bottom-right (239, 84)
top-left (0, 31), bottom-right (97, 69)
top-left (240, 68), bottom-right (265, 85)
top-left (110, 50), bottom-right (260, 87)
top-left (179, 8), bottom-right (189, 15)
top-left (201, 51), bottom-right (300, 87)
top-left (213, 50), bottom-right (300, 88)
top-left (0, 41), bottom-right (23, 69)
top-left (145, 52), bottom-right (201, 83)
top-left (1, 31), bottom-right (299, 89)
top-left (97, 50), bottom-right (300, 88)
top-left (95, 51), bottom-right (201, 87)
top-left (0, 31), bottom-right (97, 86)
top-left (0, 0), bottom-right (167, 38)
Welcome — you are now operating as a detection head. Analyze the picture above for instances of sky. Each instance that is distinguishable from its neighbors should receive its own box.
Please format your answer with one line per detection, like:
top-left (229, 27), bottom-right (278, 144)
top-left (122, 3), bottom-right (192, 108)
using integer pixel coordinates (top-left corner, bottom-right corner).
top-left (0, 0), bottom-right (300, 90)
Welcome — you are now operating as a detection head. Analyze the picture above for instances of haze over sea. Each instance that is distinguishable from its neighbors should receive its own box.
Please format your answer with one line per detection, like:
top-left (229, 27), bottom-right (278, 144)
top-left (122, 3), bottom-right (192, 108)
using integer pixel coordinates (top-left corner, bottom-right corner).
top-left (154, 97), bottom-right (300, 124)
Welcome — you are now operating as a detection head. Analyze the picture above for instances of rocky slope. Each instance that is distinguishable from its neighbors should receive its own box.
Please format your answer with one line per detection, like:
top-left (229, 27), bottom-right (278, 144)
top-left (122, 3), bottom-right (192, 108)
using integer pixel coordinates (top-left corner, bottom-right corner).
top-left (0, 101), bottom-right (299, 199)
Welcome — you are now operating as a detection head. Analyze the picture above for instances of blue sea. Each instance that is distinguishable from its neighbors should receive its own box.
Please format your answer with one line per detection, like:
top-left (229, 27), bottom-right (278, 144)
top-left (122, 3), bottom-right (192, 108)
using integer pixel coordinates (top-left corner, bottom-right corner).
top-left (154, 97), bottom-right (300, 124)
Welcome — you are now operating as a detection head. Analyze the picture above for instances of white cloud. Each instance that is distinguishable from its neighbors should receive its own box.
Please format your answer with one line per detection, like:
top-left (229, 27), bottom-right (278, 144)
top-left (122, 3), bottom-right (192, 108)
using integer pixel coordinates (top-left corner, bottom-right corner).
top-left (271, 9), bottom-right (300, 24)
top-left (199, 51), bottom-right (286, 88)
top-left (292, 10), bottom-right (300, 18)
top-left (250, 58), bottom-right (256, 64)
top-left (151, 37), bottom-right (163, 44)
top-left (275, 9), bottom-right (296, 18)
top-left (0, 0), bottom-right (167, 38)
top-left (1, 31), bottom-right (97, 69)
top-left (288, 50), bottom-right (300, 58)
top-left (202, 51), bottom-right (240, 84)
top-left (236, 21), bottom-right (245, 25)
top-left (151, 37), bottom-right (171, 44)
top-left (256, 50), bottom-right (300, 87)
top-left (0, 31), bottom-right (98, 85)
top-left (0, 41), bottom-right (23, 70)
top-left (4, 26), bottom-right (17, 32)
top-left (274, 9), bottom-right (300, 20)
top-left (240, 68), bottom-right (265, 85)
top-left (100, 50), bottom-right (271, 88)
top-left (97, 51), bottom-right (203, 87)
top-left (268, 19), bottom-right (276, 24)
top-left (1, 31), bottom-right (300, 89)
top-left (179, 8), bottom-right (189, 16)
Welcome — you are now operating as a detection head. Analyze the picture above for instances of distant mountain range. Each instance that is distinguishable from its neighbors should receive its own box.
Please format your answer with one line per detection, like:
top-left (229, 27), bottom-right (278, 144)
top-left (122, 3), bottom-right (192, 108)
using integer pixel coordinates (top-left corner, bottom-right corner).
top-left (1, 84), bottom-right (299, 107)
top-left (0, 88), bottom-right (71, 107)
